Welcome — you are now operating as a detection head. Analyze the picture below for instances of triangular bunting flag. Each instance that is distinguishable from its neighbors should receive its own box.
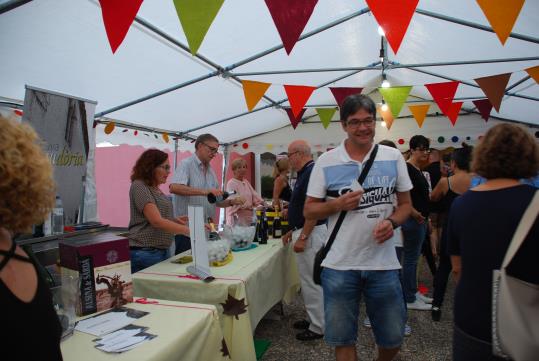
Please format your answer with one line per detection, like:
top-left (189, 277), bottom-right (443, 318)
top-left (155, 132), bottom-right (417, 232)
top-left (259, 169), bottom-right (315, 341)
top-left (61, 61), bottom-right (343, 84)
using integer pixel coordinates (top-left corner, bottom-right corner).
top-left (285, 108), bottom-right (306, 129)
top-left (474, 73), bottom-right (511, 112)
top-left (316, 108), bottom-right (337, 129)
top-left (366, 0), bottom-right (418, 54)
top-left (476, 0), bottom-right (525, 45)
top-left (377, 105), bottom-right (394, 130)
top-left (284, 85), bottom-right (316, 118)
top-left (408, 104), bottom-right (430, 128)
top-left (378, 86), bottom-right (412, 118)
top-left (473, 99), bottom-right (493, 122)
top-left (99, 0), bottom-right (144, 53)
top-left (173, 0), bottom-right (225, 55)
top-left (445, 102), bottom-right (463, 126)
top-left (329, 87), bottom-right (363, 107)
top-left (425, 81), bottom-right (460, 114)
top-left (241, 80), bottom-right (271, 111)
top-left (264, 0), bottom-right (318, 55)
top-left (525, 65), bottom-right (539, 84)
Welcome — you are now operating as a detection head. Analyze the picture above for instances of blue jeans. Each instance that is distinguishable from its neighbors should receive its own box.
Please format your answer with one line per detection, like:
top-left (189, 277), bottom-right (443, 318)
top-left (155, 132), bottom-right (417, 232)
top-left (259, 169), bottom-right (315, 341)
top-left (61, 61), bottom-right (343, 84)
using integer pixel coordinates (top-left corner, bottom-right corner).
top-left (174, 234), bottom-right (191, 255)
top-left (401, 218), bottom-right (427, 303)
top-left (321, 268), bottom-right (406, 348)
top-left (130, 248), bottom-right (169, 273)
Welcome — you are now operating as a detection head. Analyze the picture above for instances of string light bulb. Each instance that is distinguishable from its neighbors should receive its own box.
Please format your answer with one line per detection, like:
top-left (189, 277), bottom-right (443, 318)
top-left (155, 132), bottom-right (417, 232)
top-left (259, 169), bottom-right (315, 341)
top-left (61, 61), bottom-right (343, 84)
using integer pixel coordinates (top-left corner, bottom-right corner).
top-left (381, 73), bottom-right (390, 88)
top-left (381, 100), bottom-right (389, 112)
top-left (378, 26), bottom-right (385, 37)
top-left (381, 121), bottom-right (387, 128)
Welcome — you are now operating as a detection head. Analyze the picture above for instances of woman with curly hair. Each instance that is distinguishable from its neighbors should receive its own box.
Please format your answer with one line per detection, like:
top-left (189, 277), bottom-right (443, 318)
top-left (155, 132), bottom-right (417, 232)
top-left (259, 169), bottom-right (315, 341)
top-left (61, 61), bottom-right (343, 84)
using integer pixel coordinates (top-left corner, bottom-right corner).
top-left (448, 124), bottom-right (539, 360)
top-left (0, 116), bottom-right (63, 360)
top-left (128, 149), bottom-right (190, 273)
top-left (272, 157), bottom-right (292, 211)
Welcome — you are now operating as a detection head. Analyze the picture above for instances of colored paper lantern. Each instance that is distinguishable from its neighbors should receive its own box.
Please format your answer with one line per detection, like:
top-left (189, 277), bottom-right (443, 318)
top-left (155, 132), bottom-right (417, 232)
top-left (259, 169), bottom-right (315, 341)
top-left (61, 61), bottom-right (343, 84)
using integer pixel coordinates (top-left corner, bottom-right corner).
top-left (398, 138), bottom-right (405, 145)
top-left (466, 136), bottom-right (471, 141)
top-left (134, 130), bottom-right (138, 136)
top-left (451, 136), bottom-right (459, 143)
top-left (437, 136), bottom-right (445, 143)
top-left (242, 143), bottom-right (249, 149)
top-left (104, 122), bottom-right (115, 134)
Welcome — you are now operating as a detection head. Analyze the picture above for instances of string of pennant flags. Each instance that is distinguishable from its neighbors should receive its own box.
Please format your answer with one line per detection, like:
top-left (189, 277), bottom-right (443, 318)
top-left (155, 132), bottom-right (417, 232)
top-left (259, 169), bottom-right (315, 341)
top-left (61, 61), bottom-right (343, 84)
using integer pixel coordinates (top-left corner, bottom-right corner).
top-left (99, 0), bottom-right (527, 56)
top-left (242, 66), bottom-right (539, 130)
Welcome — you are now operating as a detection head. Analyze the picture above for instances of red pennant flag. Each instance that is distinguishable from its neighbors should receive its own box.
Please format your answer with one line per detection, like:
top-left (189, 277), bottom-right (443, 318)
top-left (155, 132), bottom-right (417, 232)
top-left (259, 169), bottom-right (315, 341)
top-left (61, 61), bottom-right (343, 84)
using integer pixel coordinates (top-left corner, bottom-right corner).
top-left (473, 99), bottom-right (493, 122)
top-left (425, 81), bottom-right (460, 114)
top-left (474, 73), bottom-right (511, 112)
top-left (366, 0), bottom-right (418, 54)
top-left (264, 0), bottom-right (318, 55)
top-left (285, 108), bottom-right (306, 129)
top-left (329, 87), bottom-right (363, 107)
top-left (99, 0), bottom-right (144, 53)
top-left (445, 102), bottom-right (463, 126)
top-left (284, 85), bottom-right (316, 118)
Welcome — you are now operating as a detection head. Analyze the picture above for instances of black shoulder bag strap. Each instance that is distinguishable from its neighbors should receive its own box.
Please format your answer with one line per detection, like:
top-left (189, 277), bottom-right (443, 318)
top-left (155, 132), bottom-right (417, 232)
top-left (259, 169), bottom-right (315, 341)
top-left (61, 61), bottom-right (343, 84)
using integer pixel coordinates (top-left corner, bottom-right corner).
top-left (318, 144), bottom-right (379, 263)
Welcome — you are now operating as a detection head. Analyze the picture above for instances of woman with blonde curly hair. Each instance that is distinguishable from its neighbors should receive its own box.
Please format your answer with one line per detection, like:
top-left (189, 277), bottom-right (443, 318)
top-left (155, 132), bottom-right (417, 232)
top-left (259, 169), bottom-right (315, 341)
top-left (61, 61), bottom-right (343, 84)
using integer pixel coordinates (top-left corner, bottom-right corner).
top-left (272, 157), bottom-right (292, 211)
top-left (225, 158), bottom-right (263, 225)
top-left (0, 116), bottom-right (63, 360)
top-left (447, 123), bottom-right (539, 360)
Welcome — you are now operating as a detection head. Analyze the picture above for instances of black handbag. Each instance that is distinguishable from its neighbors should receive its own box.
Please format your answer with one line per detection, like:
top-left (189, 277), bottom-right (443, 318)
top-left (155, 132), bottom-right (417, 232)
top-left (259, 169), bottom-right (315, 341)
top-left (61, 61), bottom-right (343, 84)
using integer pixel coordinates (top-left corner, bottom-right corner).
top-left (313, 145), bottom-right (378, 285)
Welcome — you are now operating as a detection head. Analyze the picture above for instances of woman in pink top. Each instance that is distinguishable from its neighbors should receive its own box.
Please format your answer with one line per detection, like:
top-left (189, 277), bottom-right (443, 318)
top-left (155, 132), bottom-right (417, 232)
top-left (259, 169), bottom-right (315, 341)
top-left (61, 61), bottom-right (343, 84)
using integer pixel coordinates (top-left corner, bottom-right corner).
top-left (225, 158), bottom-right (264, 225)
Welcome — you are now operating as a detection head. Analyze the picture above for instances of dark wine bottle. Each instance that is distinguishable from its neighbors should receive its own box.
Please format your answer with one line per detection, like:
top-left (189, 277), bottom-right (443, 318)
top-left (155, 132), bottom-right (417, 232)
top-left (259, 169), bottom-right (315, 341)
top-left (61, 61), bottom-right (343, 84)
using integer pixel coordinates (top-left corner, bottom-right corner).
top-left (259, 210), bottom-right (268, 244)
top-left (272, 206), bottom-right (282, 239)
top-left (207, 190), bottom-right (237, 204)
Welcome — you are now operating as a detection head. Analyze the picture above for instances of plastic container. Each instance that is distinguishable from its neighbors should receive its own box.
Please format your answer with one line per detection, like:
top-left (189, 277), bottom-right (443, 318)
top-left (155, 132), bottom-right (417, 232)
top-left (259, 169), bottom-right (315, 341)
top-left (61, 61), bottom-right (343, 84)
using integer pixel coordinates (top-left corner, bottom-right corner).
top-left (221, 224), bottom-right (256, 251)
top-left (52, 196), bottom-right (64, 235)
top-left (207, 239), bottom-right (230, 263)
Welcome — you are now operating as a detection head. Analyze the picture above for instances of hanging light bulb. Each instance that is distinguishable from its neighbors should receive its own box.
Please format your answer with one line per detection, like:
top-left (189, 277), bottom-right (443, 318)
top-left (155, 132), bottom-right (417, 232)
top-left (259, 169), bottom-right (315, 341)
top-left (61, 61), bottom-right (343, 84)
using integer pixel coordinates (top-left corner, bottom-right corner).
top-left (381, 100), bottom-right (389, 112)
top-left (378, 26), bottom-right (385, 37)
top-left (381, 73), bottom-right (390, 88)
top-left (381, 121), bottom-right (387, 128)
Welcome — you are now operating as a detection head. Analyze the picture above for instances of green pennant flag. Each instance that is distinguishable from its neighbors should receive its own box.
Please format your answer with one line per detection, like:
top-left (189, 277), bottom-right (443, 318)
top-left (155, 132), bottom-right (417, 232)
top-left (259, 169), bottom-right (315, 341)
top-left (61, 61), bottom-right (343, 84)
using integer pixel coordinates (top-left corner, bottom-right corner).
top-left (316, 108), bottom-right (337, 129)
top-left (378, 86), bottom-right (412, 118)
top-left (173, 0), bottom-right (225, 55)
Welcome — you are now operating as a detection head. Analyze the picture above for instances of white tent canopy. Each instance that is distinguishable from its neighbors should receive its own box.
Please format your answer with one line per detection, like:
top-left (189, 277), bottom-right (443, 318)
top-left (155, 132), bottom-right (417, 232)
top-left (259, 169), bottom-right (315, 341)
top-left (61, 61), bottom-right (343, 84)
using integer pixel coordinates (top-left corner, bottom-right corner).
top-left (1, 0), bottom-right (538, 153)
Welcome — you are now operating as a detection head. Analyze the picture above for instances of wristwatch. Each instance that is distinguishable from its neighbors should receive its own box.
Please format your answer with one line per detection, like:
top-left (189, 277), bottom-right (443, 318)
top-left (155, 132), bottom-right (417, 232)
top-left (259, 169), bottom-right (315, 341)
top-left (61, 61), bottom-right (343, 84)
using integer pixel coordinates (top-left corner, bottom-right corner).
top-left (386, 218), bottom-right (399, 229)
top-left (298, 233), bottom-right (309, 241)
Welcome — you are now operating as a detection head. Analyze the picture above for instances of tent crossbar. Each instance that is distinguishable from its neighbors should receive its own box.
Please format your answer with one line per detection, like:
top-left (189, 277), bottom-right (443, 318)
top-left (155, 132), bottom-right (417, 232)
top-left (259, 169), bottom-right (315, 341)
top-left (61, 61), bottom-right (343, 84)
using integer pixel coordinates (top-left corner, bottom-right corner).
top-left (185, 62), bottom-right (380, 135)
top-left (0, 0), bottom-right (32, 15)
top-left (506, 75), bottom-right (532, 92)
top-left (95, 117), bottom-right (197, 141)
top-left (401, 65), bottom-right (539, 102)
top-left (231, 66), bottom-right (381, 77)
top-left (415, 8), bottom-right (539, 44)
top-left (223, 7), bottom-right (371, 72)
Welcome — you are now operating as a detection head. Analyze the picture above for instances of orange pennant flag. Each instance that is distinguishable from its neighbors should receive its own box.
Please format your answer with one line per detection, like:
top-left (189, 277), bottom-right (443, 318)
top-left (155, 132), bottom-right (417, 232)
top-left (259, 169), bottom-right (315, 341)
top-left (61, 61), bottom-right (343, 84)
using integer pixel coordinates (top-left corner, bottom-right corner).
top-left (446, 102), bottom-right (463, 126)
top-left (377, 105), bottom-right (394, 130)
top-left (525, 66), bottom-right (539, 84)
top-left (474, 73), bottom-right (511, 112)
top-left (408, 104), bottom-right (430, 128)
top-left (242, 80), bottom-right (271, 111)
top-left (476, 0), bottom-right (524, 45)
top-left (284, 85), bottom-right (316, 118)
top-left (162, 133), bottom-right (170, 143)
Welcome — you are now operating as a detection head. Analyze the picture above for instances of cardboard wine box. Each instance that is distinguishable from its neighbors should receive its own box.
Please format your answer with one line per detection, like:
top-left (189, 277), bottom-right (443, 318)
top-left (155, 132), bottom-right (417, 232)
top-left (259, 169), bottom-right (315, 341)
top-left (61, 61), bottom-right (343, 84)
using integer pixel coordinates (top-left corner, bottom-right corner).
top-left (59, 233), bottom-right (133, 316)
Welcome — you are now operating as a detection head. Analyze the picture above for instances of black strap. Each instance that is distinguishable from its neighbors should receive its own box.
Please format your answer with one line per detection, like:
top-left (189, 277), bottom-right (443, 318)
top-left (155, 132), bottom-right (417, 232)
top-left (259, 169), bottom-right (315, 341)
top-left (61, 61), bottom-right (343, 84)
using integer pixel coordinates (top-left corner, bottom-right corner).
top-left (0, 240), bottom-right (32, 272)
top-left (319, 144), bottom-right (379, 260)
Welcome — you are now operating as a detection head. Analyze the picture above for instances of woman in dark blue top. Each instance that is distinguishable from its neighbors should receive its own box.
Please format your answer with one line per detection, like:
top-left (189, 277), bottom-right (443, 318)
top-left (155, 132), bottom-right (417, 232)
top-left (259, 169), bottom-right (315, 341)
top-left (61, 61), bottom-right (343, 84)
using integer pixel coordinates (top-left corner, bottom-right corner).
top-left (448, 124), bottom-right (539, 361)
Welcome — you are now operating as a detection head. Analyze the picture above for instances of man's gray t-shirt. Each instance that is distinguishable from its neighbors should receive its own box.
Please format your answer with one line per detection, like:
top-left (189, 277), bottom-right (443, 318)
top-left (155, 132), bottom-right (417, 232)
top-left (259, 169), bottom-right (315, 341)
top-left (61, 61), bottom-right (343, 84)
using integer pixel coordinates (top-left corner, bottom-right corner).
top-left (171, 153), bottom-right (219, 220)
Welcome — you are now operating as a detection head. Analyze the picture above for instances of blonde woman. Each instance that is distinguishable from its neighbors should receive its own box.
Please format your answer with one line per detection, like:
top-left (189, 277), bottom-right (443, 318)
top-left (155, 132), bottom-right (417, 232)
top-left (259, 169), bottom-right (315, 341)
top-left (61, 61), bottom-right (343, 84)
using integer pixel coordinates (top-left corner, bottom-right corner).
top-left (0, 116), bottom-right (63, 360)
top-left (225, 158), bottom-right (263, 225)
top-left (272, 157), bottom-right (292, 210)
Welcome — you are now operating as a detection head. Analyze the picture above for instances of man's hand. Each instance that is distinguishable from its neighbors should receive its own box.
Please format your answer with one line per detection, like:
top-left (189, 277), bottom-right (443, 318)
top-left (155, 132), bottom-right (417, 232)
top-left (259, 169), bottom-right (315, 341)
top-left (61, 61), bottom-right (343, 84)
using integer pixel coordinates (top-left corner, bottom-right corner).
top-left (231, 196), bottom-right (245, 206)
top-left (208, 188), bottom-right (223, 197)
top-left (293, 237), bottom-right (307, 253)
top-left (175, 216), bottom-right (189, 225)
top-left (412, 211), bottom-right (426, 224)
top-left (281, 208), bottom-right (288, 220)
top-left (282, 230), bottom-right (292, 246)
top-left (373, 219), bottom-right (394, 244)
top-left (336, 189), bottom-right (364, 211)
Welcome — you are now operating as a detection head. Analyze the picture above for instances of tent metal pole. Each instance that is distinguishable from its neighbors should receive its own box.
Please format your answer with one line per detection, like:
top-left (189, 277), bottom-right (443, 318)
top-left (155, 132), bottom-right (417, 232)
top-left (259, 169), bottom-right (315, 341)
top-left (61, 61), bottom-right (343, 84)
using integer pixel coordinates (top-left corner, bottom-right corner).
top-left (231, 66), bottom-right (381, 77)
top-left (223, 8), bottom-right (371, 71)
top-left (402, 65), bottom-right (539, 102)
top-left (94, 71), bottom-right (219, 118)
top-left (173, 138), bottom-right (179, 171)
top-left (388, 57), bottom-right (539, 69)
top-left (506, 75), bottom-right (532, 92)
top-left (0, 0), bottom-right (32, 15)
top-left (415, 8), bottom-right (539, 44)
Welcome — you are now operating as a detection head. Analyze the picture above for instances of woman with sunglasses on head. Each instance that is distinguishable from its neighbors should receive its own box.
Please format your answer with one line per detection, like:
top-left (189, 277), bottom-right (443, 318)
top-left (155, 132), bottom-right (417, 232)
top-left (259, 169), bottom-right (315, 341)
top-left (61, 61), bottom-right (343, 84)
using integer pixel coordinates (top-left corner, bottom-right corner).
top-left (128, 149), bottom-right (190, 273)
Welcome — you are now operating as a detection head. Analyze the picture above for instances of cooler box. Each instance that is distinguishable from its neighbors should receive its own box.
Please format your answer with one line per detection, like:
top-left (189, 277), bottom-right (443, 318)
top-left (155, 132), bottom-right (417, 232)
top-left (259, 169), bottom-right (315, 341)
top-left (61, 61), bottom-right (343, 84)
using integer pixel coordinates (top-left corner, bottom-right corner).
top-left (59, 233), bottom-right (133, 316)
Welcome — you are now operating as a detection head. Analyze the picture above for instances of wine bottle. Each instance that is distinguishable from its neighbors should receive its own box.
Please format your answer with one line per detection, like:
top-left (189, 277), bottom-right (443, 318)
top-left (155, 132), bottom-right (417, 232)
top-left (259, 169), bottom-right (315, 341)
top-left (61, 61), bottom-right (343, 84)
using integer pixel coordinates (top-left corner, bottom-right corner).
top-left (207, 190), bottom-right (237, 204)
top-left (207, 217), bottom-right (220, 240)
top-left (272, 205), bottom-right (282, 239)
top-left (259, 210), bottom-right (268, 244)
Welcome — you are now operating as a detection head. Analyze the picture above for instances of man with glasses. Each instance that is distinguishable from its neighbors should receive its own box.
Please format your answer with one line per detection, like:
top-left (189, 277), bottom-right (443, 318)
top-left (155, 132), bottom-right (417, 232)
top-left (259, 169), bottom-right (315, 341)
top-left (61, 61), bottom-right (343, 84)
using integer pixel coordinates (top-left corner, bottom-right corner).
top-left (282, 140), bottom-right (328, 341)
top-left (169, 133), bottom-right (244, 254)
top-left (304, 94), bottom-right (412, 361)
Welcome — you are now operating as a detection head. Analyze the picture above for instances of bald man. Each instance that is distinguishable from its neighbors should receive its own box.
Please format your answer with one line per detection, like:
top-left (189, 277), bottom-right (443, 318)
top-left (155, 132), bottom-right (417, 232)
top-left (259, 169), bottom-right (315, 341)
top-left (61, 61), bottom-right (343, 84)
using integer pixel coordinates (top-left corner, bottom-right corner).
top-left (283, 140), bottom-right (327, 341)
